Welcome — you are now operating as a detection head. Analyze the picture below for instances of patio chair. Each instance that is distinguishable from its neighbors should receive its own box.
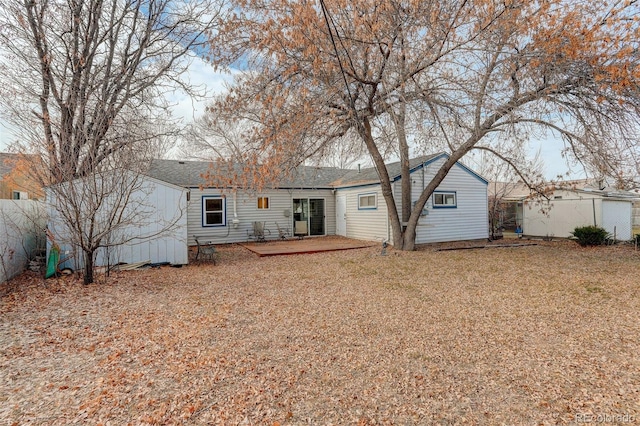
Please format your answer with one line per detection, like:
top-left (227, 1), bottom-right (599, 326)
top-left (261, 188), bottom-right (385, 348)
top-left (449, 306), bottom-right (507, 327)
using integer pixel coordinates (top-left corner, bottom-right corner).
top-left (194, 236), bottom-right (216, 263)
top-left (275, 222), bottom-right (290, 240)
top-left (294, 220), bottom-right (308, 239)
top-left (248, 221), bottom-right (271, 242)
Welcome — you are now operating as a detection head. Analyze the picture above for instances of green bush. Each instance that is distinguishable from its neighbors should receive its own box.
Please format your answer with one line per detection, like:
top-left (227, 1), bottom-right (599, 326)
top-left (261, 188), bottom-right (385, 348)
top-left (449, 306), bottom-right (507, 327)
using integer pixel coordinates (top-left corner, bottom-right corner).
top-left (570, 225), bottom-right (610, 246)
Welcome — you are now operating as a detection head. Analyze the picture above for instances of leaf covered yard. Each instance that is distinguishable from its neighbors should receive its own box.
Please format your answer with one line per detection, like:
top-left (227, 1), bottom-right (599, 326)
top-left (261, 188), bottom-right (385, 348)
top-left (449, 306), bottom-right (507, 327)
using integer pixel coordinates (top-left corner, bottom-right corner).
top-left (1, 241), bottom-right (639, 424)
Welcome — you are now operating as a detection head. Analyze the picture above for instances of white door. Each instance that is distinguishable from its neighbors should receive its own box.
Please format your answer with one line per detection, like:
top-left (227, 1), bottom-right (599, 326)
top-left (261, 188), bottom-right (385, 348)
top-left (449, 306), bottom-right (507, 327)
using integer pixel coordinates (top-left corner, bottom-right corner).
top-left (602, 200), bottom-right (632, 240)
top-left (336, 195), bottom-right (347, 236)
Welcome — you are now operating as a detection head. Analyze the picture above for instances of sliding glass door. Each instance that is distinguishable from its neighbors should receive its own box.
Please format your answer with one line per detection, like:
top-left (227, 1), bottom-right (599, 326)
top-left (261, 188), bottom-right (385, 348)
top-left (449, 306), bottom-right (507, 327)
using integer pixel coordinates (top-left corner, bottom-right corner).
top-left (293, 198), bottom-right (325, 236)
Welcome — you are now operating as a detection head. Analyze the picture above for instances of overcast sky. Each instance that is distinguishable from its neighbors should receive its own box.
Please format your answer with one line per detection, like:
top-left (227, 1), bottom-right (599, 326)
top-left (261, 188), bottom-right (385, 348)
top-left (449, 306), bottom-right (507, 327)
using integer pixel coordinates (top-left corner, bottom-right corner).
top-left (0, 55), bottom-right (587, 180)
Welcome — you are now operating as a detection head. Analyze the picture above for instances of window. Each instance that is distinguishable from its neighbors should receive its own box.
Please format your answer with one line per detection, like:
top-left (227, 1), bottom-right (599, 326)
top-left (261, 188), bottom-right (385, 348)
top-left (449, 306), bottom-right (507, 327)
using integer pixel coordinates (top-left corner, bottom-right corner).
top-left (12, 191), bottom-right (21, 200)
top-left (257, 196), bottom-right (270, 209)
top-left (202, 196), bottom-right (226, 226)
top-left (433, 191), bottom-right (457, 208)
top-left (358, 193), bottom-right (377, 210)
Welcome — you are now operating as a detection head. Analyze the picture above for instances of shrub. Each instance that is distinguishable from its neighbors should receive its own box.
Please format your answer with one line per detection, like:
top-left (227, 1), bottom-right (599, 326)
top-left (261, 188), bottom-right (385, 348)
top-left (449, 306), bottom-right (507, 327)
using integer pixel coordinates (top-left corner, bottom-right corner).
top-left (570, 225), bottom-right (609, 246)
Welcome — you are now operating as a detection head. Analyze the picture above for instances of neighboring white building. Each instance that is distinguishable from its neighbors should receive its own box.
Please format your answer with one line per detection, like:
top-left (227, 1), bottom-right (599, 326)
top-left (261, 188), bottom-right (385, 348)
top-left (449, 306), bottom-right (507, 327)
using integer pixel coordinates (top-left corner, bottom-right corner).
top-left (522, 188), bottom-right (636, 240)
top-left (332, 153), bottom-right (489, 244)
top-left (491, 179), bottom-right (638, 240)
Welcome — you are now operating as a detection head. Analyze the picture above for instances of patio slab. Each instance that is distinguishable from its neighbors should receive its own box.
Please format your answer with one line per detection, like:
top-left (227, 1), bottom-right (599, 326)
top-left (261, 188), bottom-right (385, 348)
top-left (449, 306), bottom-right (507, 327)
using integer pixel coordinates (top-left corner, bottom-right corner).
top-left (239, 236), bottom-right (376, 257)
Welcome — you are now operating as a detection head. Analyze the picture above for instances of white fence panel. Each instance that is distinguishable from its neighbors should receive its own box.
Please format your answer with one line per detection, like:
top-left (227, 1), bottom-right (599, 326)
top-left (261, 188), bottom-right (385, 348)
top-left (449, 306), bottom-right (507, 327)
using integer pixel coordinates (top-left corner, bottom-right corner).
top-left (0, 200), bottom-right (46, 283)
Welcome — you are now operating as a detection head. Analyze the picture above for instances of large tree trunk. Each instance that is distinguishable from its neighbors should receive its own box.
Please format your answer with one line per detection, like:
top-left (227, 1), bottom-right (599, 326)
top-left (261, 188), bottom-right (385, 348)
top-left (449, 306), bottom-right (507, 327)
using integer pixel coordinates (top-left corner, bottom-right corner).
top-left (395, 105), bottom-right (411, 227)
top-left (356, 117), bottom-right (404, 246)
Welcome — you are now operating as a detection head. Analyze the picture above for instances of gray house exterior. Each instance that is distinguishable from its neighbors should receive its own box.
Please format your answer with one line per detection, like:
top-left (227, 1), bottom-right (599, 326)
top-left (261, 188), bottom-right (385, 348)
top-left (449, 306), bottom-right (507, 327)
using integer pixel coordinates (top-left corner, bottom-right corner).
top-left (148, 153), bottom-right (489, 247)
top-left (147, 160), bottom-right (347, 245)
top-left (332, 153), bottom-right (489, 244)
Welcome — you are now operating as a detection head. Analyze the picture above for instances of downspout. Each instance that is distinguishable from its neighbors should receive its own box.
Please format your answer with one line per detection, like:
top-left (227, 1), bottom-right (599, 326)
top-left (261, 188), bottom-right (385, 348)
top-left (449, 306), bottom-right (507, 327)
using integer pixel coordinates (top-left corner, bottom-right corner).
top-left (232, 189), bottom-right (239, 228)
top-left (592, 199), bottom-right (597, 226)
top-left (388, 183), bottom-right (392, 243)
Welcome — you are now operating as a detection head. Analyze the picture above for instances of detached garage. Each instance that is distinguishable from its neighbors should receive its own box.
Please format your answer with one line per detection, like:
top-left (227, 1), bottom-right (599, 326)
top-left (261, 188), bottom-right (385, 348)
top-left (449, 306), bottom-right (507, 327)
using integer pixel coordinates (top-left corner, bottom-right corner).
top-left (522, 188), bottom-right (636, 240)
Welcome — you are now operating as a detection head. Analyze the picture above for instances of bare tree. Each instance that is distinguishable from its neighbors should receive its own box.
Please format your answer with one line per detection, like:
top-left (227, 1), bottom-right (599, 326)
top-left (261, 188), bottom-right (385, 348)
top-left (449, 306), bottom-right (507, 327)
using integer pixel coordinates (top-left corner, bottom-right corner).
top-left (178, 100), bottom-right (259, 162)
top-left (0, 0), bottom-right (223, 282)
top-left (473, 149), bottom-right (541, 239)
top-left (210, 0), bottom-right (640, 250)
top-left (46, 146), bottom-right (187, 284)
top-left (181, 108), bottom-right (370, 170)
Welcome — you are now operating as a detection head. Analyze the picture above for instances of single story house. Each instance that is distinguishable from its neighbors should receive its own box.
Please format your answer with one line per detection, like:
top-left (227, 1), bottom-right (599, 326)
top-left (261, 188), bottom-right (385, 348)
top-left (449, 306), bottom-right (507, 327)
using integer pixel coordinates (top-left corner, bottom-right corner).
top-left (146, 152), bottom-right (489, 247)
top-left (145, 159), bottom-right (346, 246)
top-left (47, 153), bottom-right (489, 269)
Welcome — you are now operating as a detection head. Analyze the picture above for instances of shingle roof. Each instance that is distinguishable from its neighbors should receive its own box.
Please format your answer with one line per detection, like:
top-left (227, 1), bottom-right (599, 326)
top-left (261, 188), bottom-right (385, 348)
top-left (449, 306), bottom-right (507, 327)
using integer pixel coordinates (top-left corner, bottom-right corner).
top-left (331, 154), bottom-right (442, 187)
top-left (147, 159), bottom-right (352, 189)
top-left (147, 153), bottom-right (451, 189)
top-left (147, 159), bottom-right (215, 187)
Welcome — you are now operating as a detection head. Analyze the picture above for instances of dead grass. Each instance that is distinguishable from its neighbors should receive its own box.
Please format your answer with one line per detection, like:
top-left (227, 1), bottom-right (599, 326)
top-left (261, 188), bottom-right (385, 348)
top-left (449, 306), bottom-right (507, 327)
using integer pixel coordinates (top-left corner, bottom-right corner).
top-left (1, 240), bottom-right (639, 425)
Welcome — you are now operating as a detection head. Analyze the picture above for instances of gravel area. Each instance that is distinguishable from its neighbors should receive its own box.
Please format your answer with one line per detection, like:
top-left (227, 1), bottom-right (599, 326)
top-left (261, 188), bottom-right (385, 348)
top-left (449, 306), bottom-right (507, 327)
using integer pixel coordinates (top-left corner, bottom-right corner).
top-left (1, 239), bottom-right (639, 424)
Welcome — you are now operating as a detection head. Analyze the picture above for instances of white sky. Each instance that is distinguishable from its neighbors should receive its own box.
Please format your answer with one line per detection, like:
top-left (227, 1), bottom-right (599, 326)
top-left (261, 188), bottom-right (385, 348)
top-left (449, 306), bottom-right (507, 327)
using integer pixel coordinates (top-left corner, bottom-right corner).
top-left (0, 55), bottom-right (587, 181)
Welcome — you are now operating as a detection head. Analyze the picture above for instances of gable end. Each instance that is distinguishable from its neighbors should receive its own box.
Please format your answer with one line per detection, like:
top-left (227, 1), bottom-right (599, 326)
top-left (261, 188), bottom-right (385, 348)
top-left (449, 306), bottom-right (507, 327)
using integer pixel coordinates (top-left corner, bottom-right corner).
top-left (392, 153), bottom-right (488, 185)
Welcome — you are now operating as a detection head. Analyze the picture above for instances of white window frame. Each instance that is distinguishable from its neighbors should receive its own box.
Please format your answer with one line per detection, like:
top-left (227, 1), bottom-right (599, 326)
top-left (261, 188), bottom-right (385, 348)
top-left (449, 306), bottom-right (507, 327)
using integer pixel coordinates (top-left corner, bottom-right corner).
top-left (433, 191), bottom-right (457, 208)
top-left (257, 196), bottom-right (270, 210)
top-left (202, 196), bottom-right (226, 227)
top-left (358, 193), bottom-right (377, 210)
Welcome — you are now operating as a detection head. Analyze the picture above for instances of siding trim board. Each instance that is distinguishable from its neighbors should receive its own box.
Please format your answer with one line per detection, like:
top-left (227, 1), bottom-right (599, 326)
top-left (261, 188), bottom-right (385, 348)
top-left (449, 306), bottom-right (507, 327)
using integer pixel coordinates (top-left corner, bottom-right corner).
top-left (335, 182), bottom-right (382, 191)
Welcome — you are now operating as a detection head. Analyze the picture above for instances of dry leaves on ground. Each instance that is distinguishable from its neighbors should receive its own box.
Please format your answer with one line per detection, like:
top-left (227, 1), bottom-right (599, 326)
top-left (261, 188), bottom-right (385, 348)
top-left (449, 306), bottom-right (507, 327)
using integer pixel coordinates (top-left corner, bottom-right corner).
top-left (1, 239), bottom-right (639, 425)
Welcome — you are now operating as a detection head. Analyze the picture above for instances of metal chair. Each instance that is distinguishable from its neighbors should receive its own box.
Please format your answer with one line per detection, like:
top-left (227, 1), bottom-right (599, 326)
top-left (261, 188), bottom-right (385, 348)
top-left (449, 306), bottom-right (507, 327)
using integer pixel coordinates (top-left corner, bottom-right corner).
top-left (275, 222), bottom-right (290, 240)
top-left (248, 221), bottom-right (271, 242)
top-left (194, 236), bottom-right (216, 263)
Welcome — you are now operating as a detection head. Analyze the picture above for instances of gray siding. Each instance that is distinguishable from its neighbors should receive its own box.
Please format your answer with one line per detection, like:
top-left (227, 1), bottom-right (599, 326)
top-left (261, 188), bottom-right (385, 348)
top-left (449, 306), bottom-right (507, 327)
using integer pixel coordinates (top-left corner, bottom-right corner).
top-left (342, 156), bottom-right (488, 244)
top-left (411, 158), bottom-right (489, 243)
top-left (188, 188), bottom-right (336, 245)
top-left (335, 185), bottom-right (389, 242)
